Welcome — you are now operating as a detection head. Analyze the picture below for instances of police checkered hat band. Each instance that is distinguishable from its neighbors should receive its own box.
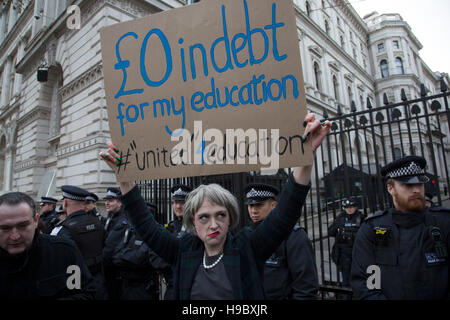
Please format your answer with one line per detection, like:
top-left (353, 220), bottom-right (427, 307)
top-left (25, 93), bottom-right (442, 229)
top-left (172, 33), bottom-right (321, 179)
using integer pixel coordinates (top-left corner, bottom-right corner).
top-left (386, 161), bottom-right (425, 178)
top-left (246, 188), bottom-right (276, 199)
top-left (62, 191), bottom-right (87, 201)
top-left (172, 188), bottom-right (188, 197)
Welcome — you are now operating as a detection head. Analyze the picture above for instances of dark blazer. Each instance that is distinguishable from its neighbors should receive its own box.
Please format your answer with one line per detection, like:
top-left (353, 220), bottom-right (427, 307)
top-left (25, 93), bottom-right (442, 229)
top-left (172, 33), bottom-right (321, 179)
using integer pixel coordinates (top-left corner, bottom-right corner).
top-left (122, 173), bottom-right (310, 300)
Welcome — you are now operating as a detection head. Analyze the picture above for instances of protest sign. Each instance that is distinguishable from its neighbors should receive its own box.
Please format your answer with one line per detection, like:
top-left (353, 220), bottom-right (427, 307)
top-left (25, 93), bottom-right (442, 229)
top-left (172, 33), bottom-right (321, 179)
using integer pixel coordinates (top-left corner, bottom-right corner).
top-left (100, 0), bottom-right (311, 181)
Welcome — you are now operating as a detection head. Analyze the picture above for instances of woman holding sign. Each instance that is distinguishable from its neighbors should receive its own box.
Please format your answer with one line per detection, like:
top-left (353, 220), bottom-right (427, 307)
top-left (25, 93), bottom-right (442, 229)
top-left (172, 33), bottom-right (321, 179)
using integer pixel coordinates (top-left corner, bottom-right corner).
top-left (100, 113), bottom-right (330, 299)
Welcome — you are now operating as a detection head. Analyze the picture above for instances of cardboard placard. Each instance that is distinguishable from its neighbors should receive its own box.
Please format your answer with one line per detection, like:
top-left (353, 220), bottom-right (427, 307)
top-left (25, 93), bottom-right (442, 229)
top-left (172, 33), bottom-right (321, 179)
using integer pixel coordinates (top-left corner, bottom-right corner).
top-left (100, 0), bottom-right (311, 181)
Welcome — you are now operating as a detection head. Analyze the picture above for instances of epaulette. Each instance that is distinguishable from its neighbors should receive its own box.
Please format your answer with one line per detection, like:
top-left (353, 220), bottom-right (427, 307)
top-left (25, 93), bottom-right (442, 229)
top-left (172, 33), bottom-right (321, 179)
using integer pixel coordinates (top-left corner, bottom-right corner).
top-left (364, 210), bottom-right (388, 221)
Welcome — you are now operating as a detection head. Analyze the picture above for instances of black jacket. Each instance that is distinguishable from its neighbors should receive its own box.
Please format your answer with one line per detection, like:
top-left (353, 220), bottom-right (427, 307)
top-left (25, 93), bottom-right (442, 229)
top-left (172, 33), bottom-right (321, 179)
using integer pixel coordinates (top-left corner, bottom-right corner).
top-left (40, 209), bottom-right (59, 234)
top-left (261, 225), bottom-right (319, 299)
top-left (328, 210), bottom-right (365, 248)
top-left (0, 231), bottom-right (95, 299)
top-left (351, 206), bottom-right (450, 300)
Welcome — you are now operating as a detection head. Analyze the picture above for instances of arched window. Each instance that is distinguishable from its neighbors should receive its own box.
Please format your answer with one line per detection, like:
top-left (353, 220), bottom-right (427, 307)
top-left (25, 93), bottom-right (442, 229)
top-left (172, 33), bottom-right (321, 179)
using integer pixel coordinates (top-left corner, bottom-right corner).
top-left (306, 1), bottom-right (311, 17)
top-left (395, 57), bottom-right (404, 74)
top-left (348, 86), bottom-right (353, 106)
top-left (380, 59), bottom-right (389, 78)
top-left (333, 75), bottom-right (339, 100)
top-left (313, 62), bottom-right (321, 90)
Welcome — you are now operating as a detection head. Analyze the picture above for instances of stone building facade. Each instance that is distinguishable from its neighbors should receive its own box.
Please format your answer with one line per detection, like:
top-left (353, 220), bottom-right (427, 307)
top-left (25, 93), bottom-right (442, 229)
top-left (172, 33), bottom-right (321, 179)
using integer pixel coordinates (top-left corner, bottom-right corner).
top-left (0, 0), bottom-right (448, 204)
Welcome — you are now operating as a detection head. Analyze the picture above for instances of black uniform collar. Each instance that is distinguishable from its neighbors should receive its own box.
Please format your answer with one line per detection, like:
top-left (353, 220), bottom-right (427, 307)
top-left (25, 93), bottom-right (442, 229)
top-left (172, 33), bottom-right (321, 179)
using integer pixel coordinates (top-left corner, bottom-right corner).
top-left (65, 210), bottom-right (87, 220)
top-left (391, 209), bottom-right (425, 228)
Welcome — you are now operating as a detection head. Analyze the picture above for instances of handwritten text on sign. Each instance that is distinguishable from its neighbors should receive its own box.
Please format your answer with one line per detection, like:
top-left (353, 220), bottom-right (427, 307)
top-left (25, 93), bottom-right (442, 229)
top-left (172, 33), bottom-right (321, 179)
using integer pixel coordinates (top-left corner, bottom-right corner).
top-left (100, 0), bottom-right (310, 181)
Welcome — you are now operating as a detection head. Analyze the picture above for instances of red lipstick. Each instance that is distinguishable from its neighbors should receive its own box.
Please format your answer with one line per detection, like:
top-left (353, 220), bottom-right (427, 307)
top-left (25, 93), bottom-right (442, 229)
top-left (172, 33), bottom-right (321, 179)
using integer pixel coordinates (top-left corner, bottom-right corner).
top-left (208, 231), bottom-right (220, 238)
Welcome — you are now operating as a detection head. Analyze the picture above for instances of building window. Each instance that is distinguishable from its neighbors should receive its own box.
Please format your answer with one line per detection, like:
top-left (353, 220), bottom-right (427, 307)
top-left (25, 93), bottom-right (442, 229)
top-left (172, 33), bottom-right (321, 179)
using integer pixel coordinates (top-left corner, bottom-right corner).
top-left (380, 59), bottom-right (389, 78)
top-left (306, 1), bottom-right (311, 17)
top-left (322, 0), bottom-right (326, 8)
top-left (313, 62), bottom-right (321, 90)
top-left (378, 43), bottom-right (385, 53)
top-left (325, 20), bottom-right (330, 35)
top-left (393, 40), bottom-right (400, 49)
top-left (340, 35), bottom-right (345, 48)
top-left (337, 17), bottom-right (341, 27)
top-left (394, 148), bottom-right (402, 160)
top-left (333, 75), bottom-right (339, 101)
top-left (395, 57), bottom-right (404, 74)
top-left (360, 95), bottom-right (364, 109)
top-left (352, 47), bottom-right (357, 60)
top-left (348, 86), bottom-right (353, 106)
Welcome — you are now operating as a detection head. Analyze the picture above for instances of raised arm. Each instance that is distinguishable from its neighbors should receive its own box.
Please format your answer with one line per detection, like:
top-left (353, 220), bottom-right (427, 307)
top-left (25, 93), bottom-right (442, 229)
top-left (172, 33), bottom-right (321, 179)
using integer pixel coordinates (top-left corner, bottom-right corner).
top-left (99, 143), bottom-right (180, 265)
top-left (250, 113), bottom-right (331, 260)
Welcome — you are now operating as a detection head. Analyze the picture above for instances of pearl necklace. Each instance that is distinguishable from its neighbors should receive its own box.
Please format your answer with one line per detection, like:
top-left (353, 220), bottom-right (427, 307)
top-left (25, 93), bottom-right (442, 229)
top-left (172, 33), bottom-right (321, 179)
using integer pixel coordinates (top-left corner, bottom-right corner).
top-left (203, 252), bottom-right (224, 269)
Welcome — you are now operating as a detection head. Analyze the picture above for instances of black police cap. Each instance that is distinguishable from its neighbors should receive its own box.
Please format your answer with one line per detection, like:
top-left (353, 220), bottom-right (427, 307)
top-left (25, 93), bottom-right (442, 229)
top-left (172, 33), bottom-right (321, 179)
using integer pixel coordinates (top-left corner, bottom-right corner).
top-left (170, 184), bottom-right (192, 201)
top-left (381, 155), bottom-right (429, 184)
top-left (244, 183), bottom-right (279, 205)
top-left (40, 196), bottom-right (58, 205)
top-left (61, 185), bottom-right (91, 202)
top-left (104, 187), bottom-right (121, 200)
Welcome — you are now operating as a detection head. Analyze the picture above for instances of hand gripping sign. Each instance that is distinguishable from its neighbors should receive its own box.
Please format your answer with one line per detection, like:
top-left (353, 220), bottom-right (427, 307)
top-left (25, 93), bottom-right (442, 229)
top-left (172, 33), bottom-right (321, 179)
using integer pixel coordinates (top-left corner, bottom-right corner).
top-left (100, 0), bottom-right (311, 181)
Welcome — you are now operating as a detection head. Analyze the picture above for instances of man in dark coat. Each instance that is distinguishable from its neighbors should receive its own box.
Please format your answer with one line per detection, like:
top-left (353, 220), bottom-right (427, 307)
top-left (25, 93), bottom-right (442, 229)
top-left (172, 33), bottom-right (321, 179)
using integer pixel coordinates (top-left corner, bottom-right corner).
top-left (38, 196), bottom-right (59, 234)
top-left (246, 183), bottom-right (319, 299)
top-left (0, 191), bottom-right (95, 299)
top-left (351, 155), bottom-right (449, 299)
top-left (164, 184), bottom-right (192, 299)
top-left (51, 185), bottom-right (107, 299)
top-left (102, 187), bottom-right (128, 299)
top-left (328, 196), bottom-right (365, 295)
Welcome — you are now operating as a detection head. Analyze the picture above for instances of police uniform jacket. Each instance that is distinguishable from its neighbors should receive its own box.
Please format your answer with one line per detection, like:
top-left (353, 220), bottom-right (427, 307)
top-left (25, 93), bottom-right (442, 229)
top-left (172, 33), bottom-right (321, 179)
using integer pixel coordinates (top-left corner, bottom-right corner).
top-left (328, 211), bottom-right (365, 249)
top-left (56, 210), bottom-right (105, 272)
top-left (167, 218), bottom-right (183, 236)
top-left (103, 207), bottom-right (128, 266)
top-left (351, 206), bottom-right (450, 300)
top-left (259, 224), bottom-right (319, 300)
top-left (40, 209), bottom-right (59, 234)
top-left (0, 231), bottom-right (95, 299)
top-left (122, 173), bottom-right (310, 300)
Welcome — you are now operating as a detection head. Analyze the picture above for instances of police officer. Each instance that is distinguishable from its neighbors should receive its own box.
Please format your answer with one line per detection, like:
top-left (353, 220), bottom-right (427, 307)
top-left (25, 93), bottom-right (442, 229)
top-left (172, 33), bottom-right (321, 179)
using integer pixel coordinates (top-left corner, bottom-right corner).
top-left (328, 196), bottom-right (365, 295)
top-left (38, 196), bottom-right (59, 234)
top-left (166, 184), bottom-right (192, 237)
top-left (162, 184), bottom-right (193, 299)
top-left (56, 205), bottom-right (67, 222)
top-left (50, 185), bottom-right (107, 299)
top-left (245, 183), bottom-right (319, 299)
top-left (102, 187), bottom-right (128, 300)
top-left (111, 201), bottom-right (171, 300)
top-left (351, 155), bottom-right (449, 299)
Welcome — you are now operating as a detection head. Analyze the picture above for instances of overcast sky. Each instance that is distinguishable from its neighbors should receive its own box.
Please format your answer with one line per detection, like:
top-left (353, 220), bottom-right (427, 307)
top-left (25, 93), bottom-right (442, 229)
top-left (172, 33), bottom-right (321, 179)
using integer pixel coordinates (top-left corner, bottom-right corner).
top-left (351, 0), bottom-right (450, 74)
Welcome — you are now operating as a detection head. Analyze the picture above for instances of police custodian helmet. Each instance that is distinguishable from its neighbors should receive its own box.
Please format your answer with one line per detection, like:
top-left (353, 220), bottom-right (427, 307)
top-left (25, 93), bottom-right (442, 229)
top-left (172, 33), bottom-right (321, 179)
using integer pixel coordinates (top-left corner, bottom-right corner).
top-left (381, 155), bottom-right (429, 184)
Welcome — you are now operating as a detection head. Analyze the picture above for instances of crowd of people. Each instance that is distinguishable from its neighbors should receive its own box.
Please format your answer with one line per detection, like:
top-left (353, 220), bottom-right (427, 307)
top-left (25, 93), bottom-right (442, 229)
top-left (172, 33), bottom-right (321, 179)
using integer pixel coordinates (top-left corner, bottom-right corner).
top-left (0, 113), bottom-right (449, 300)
